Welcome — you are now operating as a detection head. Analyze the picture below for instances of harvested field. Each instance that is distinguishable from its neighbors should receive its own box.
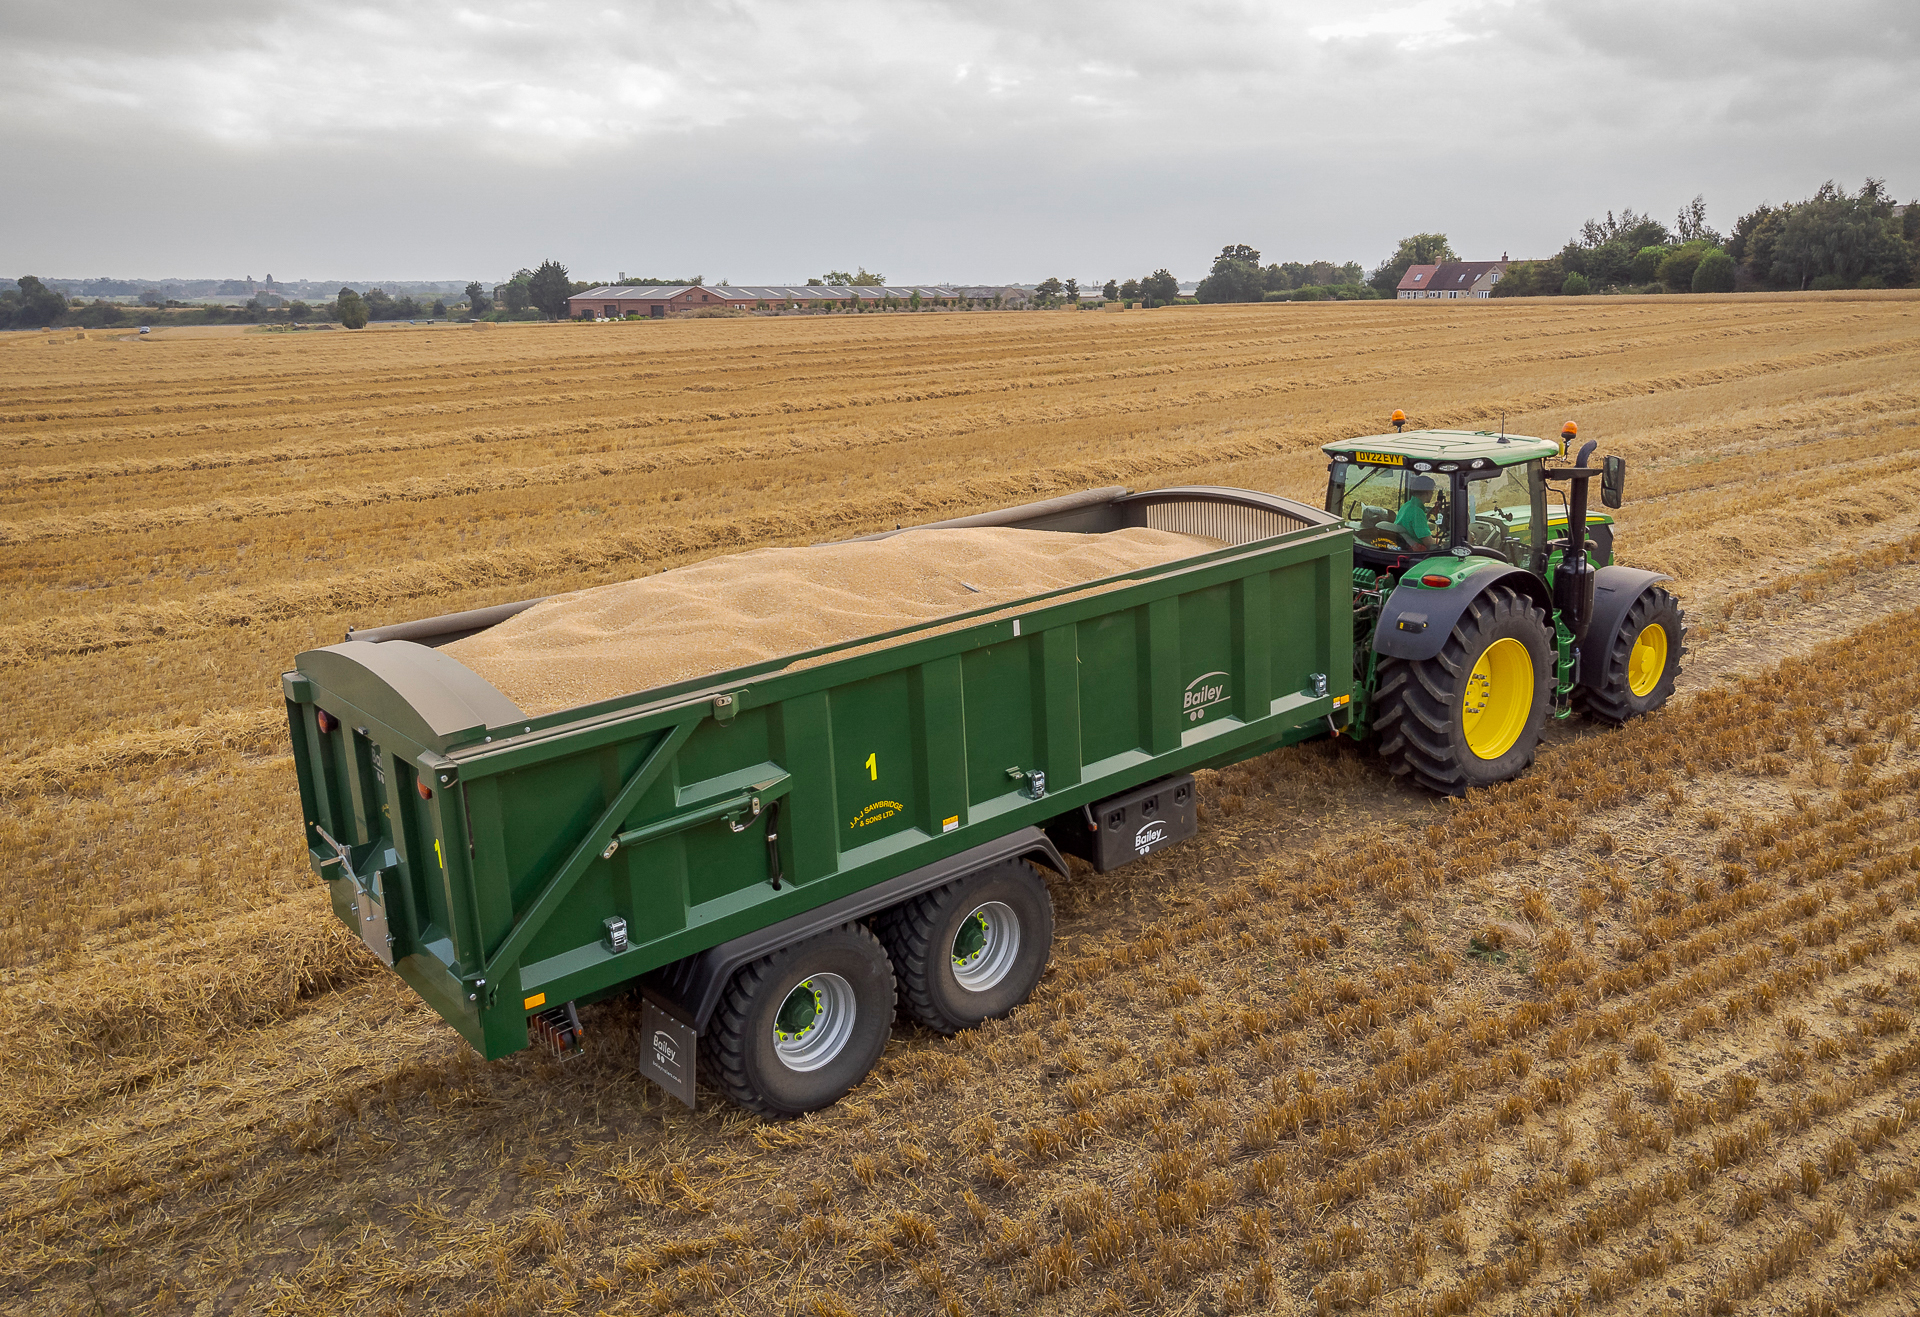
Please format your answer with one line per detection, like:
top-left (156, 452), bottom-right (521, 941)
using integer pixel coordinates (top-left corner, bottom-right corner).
top-left (4, 294), bottom-right (1920, 1316)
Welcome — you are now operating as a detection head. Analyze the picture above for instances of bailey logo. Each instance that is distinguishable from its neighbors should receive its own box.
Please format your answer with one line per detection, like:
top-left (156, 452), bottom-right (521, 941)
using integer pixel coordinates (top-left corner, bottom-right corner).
top-left (652, 1031), bottom-right (680, 1066)
top-left (1183, 671), bottom-right (1229, 723)
top-left (1134, 820), bottom-right (1169, 855)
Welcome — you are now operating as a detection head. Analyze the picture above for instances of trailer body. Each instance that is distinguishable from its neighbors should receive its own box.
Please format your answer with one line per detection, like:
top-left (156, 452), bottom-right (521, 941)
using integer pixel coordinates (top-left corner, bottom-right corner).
top-left (283, 487), bottom-right (1350, 1072)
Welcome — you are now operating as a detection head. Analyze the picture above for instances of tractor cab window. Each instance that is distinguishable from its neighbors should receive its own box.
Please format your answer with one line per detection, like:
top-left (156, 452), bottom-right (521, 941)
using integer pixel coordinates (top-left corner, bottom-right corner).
top-left (1461, 463), bottom-right (1534, 561)
top-left (1332, 461), bottom-right (1448, 553)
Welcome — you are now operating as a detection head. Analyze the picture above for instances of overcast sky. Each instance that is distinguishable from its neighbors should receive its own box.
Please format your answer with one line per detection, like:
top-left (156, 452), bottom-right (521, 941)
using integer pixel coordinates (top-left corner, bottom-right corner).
top-left (3, 0), bottom-right (1915, 285)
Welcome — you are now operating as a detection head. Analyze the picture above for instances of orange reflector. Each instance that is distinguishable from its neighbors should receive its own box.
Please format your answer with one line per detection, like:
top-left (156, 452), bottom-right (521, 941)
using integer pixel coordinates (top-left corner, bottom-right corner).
top-left (1421, 574), bottom-right (1452, 588)
top-left (417, 780), bottom-right (433, 800)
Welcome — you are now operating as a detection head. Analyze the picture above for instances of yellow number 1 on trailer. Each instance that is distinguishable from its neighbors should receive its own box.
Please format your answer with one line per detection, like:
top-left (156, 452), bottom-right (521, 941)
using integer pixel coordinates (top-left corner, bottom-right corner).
top-left (864, 752), bottom-right (877, 780)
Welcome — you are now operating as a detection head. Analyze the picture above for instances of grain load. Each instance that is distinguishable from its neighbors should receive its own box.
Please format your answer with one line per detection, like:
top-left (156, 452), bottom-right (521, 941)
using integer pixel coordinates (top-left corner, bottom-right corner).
top-left (444, 526), bottom-right (1218, 714)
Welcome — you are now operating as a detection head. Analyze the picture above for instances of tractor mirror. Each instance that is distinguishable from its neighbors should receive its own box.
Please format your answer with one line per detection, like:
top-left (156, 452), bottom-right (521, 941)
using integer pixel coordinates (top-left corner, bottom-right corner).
top-left (1600, 455), bottom-right (1626, 510)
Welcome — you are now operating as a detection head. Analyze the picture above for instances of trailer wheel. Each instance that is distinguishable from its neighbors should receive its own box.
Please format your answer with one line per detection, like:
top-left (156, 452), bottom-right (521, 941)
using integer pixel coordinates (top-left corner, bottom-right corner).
top-left (700, 924), bottom-right (895, 1118)
top-left (1373, 583), bottom-right (1552, 796)
top-left (1576, 586), bottom-right (1685, 724)
top-left (874, 858), bottom-right (1054, 1035)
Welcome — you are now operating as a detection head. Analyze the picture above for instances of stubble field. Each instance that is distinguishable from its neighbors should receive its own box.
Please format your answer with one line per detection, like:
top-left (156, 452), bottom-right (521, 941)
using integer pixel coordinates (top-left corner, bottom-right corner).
top-left (4, 294), bottom-right (1920, 1316)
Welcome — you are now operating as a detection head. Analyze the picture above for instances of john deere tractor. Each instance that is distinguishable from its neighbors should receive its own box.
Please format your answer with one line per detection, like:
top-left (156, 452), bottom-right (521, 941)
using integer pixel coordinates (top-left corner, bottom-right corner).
top-left (1326, 415), bottom-right (1683, 794)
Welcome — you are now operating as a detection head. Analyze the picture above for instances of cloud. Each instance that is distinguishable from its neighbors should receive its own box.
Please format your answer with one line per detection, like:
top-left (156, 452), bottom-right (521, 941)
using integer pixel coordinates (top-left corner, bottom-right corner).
top-left (1, 0), bottom-right (1915, 280)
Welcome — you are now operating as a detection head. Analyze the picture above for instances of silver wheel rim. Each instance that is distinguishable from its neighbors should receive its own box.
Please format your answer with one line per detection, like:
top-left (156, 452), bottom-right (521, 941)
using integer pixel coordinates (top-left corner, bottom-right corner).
top-left (772, 973), bottom-right (857, 1073)
top-left (951, 901), bottom-right (1021, 992)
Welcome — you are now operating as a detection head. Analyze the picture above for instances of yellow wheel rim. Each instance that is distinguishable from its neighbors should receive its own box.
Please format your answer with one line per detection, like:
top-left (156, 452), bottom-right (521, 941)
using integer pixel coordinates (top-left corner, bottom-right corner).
top-left (1462, 637), bottom-right (1533, 761)
top-left (1628, 623), bottom-right (1668, 697)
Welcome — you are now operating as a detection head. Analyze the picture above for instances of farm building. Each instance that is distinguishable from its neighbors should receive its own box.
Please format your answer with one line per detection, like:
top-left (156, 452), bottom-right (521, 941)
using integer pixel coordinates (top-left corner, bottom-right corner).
top-left (1398, 261), bottom-right (1508, 299)
top-left (567, 284), bottom-right (962, 318)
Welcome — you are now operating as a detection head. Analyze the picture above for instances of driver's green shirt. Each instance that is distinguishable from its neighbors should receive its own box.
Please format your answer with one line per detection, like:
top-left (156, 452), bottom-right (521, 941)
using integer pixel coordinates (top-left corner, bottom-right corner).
top-left (1394, 498), bottom-right (1431, 539)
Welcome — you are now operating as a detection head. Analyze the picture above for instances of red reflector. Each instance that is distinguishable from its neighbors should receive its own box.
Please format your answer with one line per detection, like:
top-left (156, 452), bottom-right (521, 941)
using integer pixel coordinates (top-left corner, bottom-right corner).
top-left (315, 708), bottom-right (337, 734)
top-left (1421, 574), bottom-right (1453, 588)
top-left (417, 780), bottom-right (433, 800)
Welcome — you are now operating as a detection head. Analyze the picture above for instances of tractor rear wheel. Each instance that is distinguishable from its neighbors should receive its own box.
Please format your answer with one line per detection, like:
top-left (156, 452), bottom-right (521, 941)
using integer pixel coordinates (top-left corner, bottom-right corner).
top-left (1577, 586), bottom-right (1685, 724)
top-left (1374, 584), bottom-right (1553, 796)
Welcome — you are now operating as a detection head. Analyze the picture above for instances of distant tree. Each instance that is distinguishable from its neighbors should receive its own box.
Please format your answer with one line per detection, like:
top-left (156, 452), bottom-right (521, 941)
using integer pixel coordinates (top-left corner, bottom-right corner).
top-left (806, 277), bottom-right (825, 286)
top-left (1102, 279), bottom-right (1118, 300)
top-left (1140, 269), bottom-right (1180, 305)
top-left (1560, 271), bottom-right (1591, 296)
top-left (1768, 179), bottom-right (1913, 289)
top-left (1674, 194), bottom-right (1722, 245)
top-left (822, 268), bottom-right (885, 286)
top-left (464, 281), bottom-right (491, 316)
top-left (1367, 234), bottom-right (1456, 295)
top-left (337, 288), bottom-right (369, 329)
top-left (909, 290), bottom-right (922, 310)
top-left (394, 295), bottom-right (424, 319)
top-left (1119, 278), bottom-right (1140, 302)
top-left (1065, 278), bottom-right (1080, 304)
top-left (527, 259), bottom-right (572, 318)
top-left (287, 300), bottom-right (312, 319)
top-left (1196, 243), bottom-right (1267, 303)
top-left (1631, 245), bottom-right (1667, 284)
top-left (362, 287), bottom-right (399, 319)
top-left (1657, 244), bottom-right (1713, 292)
top-left (502, 270), bottom-right (533, 314)
top-left (1578, 208), bottom-right (1671, 252)
top-left (1691, 250), bottom-right (1736, 293)
top-left (1490, 258), bottom-right (1566, 298)
top-left (1034, 276), bottom-right (1065, 306)
top-left (5, 275), bottom-right (69, 328)
top-left (1558, 208), bottom-right (1675, 291)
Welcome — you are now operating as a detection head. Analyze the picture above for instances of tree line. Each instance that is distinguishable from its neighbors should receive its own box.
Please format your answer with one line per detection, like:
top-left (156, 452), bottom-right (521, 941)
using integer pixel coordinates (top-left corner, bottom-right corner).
top-left (1193, 246), bottom-right (1372, 303)
top-left (1493, 181), bottom-right (1916, 297)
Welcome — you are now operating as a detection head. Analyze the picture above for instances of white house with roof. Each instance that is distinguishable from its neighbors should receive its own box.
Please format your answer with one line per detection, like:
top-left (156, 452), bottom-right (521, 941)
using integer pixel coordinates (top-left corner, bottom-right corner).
top-left (1401, 261), bottom-right (1509, 300)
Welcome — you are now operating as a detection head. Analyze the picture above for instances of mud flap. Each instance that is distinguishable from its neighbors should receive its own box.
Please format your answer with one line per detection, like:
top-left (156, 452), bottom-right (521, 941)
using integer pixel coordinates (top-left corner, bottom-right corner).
top-left (641, 996), bottom-right (699, 1108)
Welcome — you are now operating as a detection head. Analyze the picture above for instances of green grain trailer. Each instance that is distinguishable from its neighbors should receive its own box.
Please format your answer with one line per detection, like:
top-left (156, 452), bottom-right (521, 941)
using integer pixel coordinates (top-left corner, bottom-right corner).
top-left (284, 486), bottom-right (1354, 1115)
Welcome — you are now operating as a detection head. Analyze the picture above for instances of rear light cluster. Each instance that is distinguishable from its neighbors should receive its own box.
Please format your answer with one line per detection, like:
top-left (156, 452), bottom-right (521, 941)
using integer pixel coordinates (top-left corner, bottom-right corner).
top-left (1420, 574), bottom-right (1453, 588)
top-left (315, 708), bottom-right (338, 734)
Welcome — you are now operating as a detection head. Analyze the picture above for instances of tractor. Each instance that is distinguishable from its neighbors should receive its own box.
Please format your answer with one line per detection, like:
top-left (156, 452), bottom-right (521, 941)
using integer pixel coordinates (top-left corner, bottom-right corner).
top-left (1325, 414), bottom-right (1684, 794)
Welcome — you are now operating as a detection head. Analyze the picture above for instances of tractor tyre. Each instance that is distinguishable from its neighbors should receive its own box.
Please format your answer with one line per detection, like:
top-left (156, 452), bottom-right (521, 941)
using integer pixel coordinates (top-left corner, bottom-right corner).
top-left (1374, 583), bottom-right (1553, 796)
top-left (700, 924), bottom-right (896, 1118)
top-left (1577, 586), bottom-right (1685, 724)
top-left (873, 859), bottom-right (1053, 1035)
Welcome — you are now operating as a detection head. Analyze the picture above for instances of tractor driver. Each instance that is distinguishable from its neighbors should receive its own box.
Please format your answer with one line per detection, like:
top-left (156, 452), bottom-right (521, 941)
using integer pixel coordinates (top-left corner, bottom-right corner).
top-left (1394, 473), bottom-right (1443, 549)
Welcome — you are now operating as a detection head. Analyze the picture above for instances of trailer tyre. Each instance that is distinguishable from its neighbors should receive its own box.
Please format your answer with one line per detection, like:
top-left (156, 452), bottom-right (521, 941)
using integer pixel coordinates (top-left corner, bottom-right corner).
top-left (700, 924), bottom-right (896, 1118)
top-left (874, 859), bottom-right (1054, 1035)
top-left (1576, 586), bottom-right (1685, 724)
top-left (1374, 583), bottom-right (1553, 796)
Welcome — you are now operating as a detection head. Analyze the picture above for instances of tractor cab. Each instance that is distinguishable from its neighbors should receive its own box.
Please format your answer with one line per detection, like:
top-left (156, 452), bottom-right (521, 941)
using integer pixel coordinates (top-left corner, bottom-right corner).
top-left (1321, 427), bottom-right (1600, 577)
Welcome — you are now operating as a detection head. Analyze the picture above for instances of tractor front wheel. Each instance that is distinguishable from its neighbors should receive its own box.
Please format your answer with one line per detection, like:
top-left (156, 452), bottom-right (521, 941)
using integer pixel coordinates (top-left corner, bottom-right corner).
top-left (1374, 584), bottom-right (1553, 796)
top-left (1577, 586), bottom-right (1685, 724)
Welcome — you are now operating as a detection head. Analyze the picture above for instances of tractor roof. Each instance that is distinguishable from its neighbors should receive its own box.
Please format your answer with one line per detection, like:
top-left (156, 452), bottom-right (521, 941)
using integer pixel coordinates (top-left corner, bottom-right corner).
top-left (1322, 429), bottom-right (1559, 467)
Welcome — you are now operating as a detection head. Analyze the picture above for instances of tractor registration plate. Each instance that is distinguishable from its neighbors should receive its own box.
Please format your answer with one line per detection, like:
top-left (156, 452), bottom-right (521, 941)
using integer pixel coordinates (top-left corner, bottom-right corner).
top-left (1354, 452), bottom-right (1403, 466)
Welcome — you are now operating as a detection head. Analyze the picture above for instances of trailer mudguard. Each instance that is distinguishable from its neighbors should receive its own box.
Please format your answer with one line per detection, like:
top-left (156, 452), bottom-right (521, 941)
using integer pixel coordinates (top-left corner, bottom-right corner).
top-left (641, 827), bottom-right (1066, 1032)
top-left (1373, 563), bottom-right (1553, 662)
top-left (1576, 566), bottom-right (1672, 687)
